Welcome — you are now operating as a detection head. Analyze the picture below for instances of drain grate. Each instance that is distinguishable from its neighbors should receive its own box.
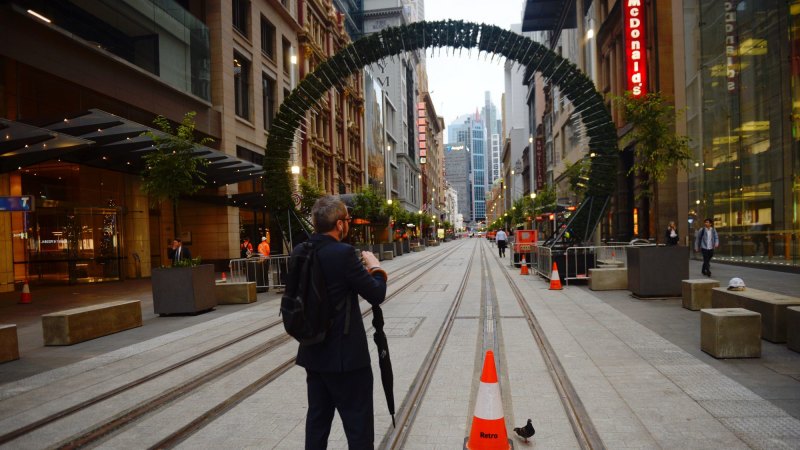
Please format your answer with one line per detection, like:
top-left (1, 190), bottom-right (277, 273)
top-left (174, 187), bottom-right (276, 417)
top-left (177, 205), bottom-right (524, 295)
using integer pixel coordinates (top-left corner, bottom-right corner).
top-left (415, 284), bottom-right (448, 292)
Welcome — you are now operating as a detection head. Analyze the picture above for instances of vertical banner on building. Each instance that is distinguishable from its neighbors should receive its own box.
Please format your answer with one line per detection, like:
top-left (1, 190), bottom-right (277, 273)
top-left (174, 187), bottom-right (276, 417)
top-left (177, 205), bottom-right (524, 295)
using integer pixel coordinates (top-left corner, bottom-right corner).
top-left (624, 0), bottom-right (647, 97)
top-left (725, 1), bottom-right (737, 93)
top-left (535, 137), bottom-right (545, 191)
top-left (418, 102), bottom-right (427, 164)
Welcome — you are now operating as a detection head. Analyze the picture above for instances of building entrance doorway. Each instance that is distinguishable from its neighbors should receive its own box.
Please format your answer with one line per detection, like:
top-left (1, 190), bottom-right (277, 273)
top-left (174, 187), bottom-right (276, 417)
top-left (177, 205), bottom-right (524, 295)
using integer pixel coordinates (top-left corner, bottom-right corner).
top-left (23, 207), bottom-right (122, 284)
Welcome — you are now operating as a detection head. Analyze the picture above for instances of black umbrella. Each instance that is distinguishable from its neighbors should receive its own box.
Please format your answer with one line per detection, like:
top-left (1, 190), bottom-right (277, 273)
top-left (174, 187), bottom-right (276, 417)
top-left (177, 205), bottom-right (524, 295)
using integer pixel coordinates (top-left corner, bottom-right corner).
top-left (371, 304), bottom-right (395, 428)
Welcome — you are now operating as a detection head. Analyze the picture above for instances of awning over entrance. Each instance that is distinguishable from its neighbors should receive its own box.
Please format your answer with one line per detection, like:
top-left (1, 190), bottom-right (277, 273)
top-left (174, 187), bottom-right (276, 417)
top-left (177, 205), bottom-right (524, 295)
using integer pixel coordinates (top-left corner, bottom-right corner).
top-left (521, 0), bottom-right (578, 33)
top-left (2, 109), bottom-right (263, 185)
top-left (0, 119), bottom-right (92, 172)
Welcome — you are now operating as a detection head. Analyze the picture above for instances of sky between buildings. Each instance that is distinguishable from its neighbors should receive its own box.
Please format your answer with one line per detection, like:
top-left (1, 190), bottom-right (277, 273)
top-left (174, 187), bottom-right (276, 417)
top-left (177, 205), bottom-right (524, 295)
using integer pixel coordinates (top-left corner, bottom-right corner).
top-left (425, 0), bottom-right (525, 142)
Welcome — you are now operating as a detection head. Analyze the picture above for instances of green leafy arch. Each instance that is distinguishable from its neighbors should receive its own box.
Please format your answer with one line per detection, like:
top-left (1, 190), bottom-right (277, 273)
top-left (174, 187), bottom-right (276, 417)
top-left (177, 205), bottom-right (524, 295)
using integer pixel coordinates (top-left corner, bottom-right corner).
top-left (266, 20), bottom-right (617, 243)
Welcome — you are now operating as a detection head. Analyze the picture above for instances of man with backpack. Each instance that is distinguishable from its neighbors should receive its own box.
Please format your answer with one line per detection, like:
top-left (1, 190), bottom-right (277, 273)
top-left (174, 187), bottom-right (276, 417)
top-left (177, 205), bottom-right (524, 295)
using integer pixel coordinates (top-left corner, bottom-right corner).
top-left (283, 195), bottom-right (387, 450)
top-left (694, 218), bottom-right (720, 277)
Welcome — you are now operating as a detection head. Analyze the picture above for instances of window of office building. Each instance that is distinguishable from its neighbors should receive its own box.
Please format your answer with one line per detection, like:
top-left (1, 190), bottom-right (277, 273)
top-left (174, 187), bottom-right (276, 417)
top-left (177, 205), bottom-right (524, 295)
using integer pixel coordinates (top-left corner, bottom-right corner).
top-left (233, 0), bottom-right (250, 37)
top-left (263, 74), bottom-right (275, 130)
top-left (689, 0), bottom-right (799, 266)
top-left (261, 16), bottom-right (275, 60)
top-left (282, 38), bottom-right (292, 75)
top-left (234, 52), bottom-right (251, 120)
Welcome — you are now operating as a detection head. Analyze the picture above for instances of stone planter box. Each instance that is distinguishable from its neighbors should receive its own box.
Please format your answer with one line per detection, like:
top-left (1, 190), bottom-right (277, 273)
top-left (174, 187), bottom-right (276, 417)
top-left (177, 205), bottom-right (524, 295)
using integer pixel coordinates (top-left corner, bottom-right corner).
top-left (627, 246), bottom-right (688, 298)
top-left (701, 308), bottom-right (761, 358)
top-left (682, 279), bottom-right (720, 311)
top-left (152, 264), bottom-right (217, 315)
top-left (788, 307), bottom-right (800, 353)
top-left (0, 325), bottom-right (19, 363)
top-left (394, 241), bottom-right (403, 256)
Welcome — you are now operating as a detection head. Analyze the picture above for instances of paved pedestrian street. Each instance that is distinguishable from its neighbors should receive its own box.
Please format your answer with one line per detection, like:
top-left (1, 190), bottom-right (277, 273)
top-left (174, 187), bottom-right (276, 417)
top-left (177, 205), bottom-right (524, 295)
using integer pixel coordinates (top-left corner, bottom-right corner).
top-left (0, 239), bottom-right (798, 449)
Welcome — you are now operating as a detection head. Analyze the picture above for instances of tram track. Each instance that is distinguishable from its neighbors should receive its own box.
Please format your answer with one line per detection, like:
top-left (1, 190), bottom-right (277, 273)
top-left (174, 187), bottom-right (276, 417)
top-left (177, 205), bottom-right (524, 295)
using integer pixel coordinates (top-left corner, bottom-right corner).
top-left (0, 241), bottom-right (465, 449)
top-left (489, 240), bottom-right (605, 450)
top-left (382, 239), bottom-right (605, 449)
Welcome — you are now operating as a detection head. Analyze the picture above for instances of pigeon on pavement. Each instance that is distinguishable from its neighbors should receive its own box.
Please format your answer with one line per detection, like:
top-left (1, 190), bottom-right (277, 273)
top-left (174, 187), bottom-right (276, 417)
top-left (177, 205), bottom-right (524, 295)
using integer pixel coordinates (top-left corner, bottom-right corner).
top-left (513, 418), bottom-right (535, 443)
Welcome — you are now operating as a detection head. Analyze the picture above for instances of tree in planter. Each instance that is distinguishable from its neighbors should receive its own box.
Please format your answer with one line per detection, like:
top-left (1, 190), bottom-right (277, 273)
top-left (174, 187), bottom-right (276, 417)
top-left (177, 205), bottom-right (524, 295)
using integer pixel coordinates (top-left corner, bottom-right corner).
top-left (352, 186), bottom-right (389, 243)
top-left (618, 92), bottom-right (691, 237)
top-left (141, 112), bottom-right (211, 240)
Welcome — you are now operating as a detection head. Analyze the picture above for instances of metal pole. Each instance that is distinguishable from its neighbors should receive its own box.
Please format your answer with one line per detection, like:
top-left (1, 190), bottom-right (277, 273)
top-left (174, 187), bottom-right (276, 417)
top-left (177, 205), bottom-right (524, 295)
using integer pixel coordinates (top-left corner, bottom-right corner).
top-left (287, 210), bottom-right (293, 250)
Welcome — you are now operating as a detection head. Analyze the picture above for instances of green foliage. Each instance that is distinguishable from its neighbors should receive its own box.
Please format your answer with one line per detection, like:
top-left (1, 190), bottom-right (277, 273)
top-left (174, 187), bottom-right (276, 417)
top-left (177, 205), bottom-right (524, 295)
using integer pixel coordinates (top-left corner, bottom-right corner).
top-left (352, 186), bottom-right (388, 224)
top-left (171, 257), bottom-right (202, 268)
top-left (141, 112), bottom-right (211, 206)
top-left (535, 185), bottom-right (557, 212)
top-left (618, 92), bottom-right (692, 199)
top-left (298, 176), bottom-right (324, 216)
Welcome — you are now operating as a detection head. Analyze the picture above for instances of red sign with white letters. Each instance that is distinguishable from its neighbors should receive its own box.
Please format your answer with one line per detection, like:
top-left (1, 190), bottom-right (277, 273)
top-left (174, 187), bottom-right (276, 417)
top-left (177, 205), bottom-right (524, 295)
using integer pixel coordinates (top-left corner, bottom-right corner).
top-left (624, 0), bottom-right (647, 97)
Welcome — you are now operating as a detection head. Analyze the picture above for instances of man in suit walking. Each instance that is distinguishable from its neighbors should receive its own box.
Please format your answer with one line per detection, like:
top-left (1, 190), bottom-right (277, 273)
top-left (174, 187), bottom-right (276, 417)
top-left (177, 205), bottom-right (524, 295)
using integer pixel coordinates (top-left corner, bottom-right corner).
top-left (168, 238), bottom-right (191, 266)
top-left (292, 196), bottom-right (387, 450)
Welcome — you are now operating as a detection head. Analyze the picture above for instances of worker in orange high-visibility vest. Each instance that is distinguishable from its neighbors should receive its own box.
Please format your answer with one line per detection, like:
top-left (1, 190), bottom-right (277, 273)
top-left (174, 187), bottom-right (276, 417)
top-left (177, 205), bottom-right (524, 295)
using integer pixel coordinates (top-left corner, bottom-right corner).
top-left (258, 236), bottom-right (270, 257)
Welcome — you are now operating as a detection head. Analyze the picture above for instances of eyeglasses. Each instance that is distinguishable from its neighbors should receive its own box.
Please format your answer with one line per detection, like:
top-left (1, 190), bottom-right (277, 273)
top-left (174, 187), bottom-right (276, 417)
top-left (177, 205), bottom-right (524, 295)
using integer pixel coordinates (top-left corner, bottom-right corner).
top-left (341, 216), bottom-right (352, 223)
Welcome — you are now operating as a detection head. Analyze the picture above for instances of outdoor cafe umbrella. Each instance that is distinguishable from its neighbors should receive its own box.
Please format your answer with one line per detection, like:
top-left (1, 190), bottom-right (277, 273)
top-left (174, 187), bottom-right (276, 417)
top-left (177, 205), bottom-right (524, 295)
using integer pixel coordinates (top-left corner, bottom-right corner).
top-left (371, 304), bottom-right (396, 428)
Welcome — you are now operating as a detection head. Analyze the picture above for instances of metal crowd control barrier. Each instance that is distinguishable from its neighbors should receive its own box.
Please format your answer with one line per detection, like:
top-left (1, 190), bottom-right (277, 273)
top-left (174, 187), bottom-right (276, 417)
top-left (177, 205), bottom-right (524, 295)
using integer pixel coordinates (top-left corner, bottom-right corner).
top-left (564, 245), bottom-right (629, 285)
top-left (532, 245), bottom-right (552, 278)
top-left (229, 255), bottom-right (292, 292)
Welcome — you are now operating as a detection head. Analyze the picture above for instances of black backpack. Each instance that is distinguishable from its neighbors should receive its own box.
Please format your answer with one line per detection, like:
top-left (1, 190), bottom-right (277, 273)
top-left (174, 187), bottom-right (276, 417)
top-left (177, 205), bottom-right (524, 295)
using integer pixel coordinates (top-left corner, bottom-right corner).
top-left (280, 240), bottom-right (350, 345)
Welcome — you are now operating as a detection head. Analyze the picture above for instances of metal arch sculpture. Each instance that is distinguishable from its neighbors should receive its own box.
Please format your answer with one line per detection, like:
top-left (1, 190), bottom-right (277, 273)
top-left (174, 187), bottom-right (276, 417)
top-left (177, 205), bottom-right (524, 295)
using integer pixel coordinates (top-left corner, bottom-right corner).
top-left (266, 20), bottom-right (618, 243)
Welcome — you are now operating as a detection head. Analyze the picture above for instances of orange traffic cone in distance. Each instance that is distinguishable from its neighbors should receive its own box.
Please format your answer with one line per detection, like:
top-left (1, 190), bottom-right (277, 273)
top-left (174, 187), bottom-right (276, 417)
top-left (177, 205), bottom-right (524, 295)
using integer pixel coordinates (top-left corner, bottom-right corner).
top-left (466, 350), bottom-right (510, 450)
top-left (520, 256), bottom-right (529, 275)
top-left (19, 280), bottom-right (32, 304)
top-left (221, 272), bottom-right (227, 282)
top-left (549, 262), bottom-right (562, 290)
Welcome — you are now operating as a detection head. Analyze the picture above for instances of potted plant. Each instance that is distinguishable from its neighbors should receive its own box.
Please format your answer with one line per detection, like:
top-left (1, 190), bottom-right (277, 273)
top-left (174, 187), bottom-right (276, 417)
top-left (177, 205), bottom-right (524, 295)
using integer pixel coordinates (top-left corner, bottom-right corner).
top-left (141, 112), bottom-right (217, 314)
top-left (152, 257), bottom-right (217, 315)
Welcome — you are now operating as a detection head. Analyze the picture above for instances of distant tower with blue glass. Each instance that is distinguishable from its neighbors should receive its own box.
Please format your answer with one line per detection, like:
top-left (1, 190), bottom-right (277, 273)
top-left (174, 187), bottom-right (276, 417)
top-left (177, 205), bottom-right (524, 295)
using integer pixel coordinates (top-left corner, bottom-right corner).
top-left (448, 113), bottom-right (486, 225)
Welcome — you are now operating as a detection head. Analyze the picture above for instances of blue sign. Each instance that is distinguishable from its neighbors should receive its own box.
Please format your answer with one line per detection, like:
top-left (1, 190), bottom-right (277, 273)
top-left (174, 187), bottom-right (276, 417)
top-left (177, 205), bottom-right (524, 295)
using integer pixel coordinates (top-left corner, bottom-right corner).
top-left (0, 196), bottom-right (34, 212)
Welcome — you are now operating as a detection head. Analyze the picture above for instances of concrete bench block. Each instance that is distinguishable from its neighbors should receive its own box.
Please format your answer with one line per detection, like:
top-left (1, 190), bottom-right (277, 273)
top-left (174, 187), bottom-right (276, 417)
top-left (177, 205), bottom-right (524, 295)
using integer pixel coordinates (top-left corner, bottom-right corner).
top-left (701, 308), bottom-right (761, 358)
top-left (682, 279), bottom-right (720, 311)
top-left (215, 282), bottom-right (257, 304)
top-left (788, 306), bottom-right (800, 353)
top-left (42, 300), bottom-right (142, 346)
top-left (588, 268), bottom-right (628, 291)
top-left (382, 251), bottom-right (394, 260)
top-left (412, 245), bottom-right (425, 252)
top-left (0, 324), bottom-right (20, 363)
top-left (712, 287), bottom-right (800, 343)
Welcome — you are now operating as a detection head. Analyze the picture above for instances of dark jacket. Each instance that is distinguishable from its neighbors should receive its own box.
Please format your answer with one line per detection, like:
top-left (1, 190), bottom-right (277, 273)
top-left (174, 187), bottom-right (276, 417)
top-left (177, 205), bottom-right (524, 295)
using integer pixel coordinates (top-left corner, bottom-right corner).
top-left (294, 234), bottom-right (387, 373)
top-left (665, 227), bottom-right (679, 246)
top-left (168, 246), bottom-right (192, 265)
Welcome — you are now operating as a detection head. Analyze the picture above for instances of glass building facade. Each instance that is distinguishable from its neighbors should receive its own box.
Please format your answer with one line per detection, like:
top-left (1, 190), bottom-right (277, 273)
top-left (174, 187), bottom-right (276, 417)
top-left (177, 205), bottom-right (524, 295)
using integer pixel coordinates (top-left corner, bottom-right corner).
top-left (685, 0), bottom-right (800, 268)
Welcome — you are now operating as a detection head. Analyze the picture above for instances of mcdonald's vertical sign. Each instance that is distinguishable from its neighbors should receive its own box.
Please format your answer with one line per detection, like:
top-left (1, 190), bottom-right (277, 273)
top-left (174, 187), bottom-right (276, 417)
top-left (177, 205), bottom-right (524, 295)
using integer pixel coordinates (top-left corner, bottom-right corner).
top-left (624, 0), bottom-right (647, 97)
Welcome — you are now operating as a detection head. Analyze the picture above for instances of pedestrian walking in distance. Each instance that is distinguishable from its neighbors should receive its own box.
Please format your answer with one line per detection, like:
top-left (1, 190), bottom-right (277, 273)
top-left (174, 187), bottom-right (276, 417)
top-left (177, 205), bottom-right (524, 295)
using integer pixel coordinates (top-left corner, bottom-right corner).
top-left (168, 238), bottom-right (191, 266)
top-left (495, 228), bottom-right (508, 258)
top-left (291, 196), bottom-right (387, 450)
top-left (665, 221), bottom-right (679, 246)
top-left (694, 218), bottom-right (719, 277)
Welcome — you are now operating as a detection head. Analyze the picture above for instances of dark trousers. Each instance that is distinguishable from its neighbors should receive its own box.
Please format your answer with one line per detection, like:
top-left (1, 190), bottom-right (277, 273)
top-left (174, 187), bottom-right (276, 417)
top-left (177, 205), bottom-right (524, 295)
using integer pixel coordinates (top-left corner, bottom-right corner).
top-left (701, 249), bottom-right (714, 274)
top-left (305, 366), bottom-right (374, 450)
top-left (497, 240), bottom-right (507, 257)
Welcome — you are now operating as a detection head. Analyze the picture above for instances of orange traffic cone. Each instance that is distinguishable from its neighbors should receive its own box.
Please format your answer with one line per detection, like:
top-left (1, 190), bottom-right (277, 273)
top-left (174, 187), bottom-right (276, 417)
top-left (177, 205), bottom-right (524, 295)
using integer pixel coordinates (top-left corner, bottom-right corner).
top-left (19, 280), bottom-right (32, 304)
top-left (549, 262), bottom-right (562, 290)
top-left (519, 256), bottom-right (529, 275)
top-left (465, 350), bottom-right (511, 450)
top-left (221, 272), bottom-right (227, 282)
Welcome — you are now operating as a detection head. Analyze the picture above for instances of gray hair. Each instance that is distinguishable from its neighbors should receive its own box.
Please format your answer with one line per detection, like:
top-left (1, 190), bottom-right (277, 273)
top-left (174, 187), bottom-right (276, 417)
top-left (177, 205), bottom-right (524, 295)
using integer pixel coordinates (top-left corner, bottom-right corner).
top-left (311, 196), bottom-right (347, 232)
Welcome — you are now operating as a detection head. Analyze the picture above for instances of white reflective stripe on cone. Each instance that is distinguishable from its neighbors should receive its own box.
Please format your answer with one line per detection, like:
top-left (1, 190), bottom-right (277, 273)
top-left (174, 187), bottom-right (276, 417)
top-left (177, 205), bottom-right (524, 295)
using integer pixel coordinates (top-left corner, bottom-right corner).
top-left (473, 381), bottom-right (504, 420)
